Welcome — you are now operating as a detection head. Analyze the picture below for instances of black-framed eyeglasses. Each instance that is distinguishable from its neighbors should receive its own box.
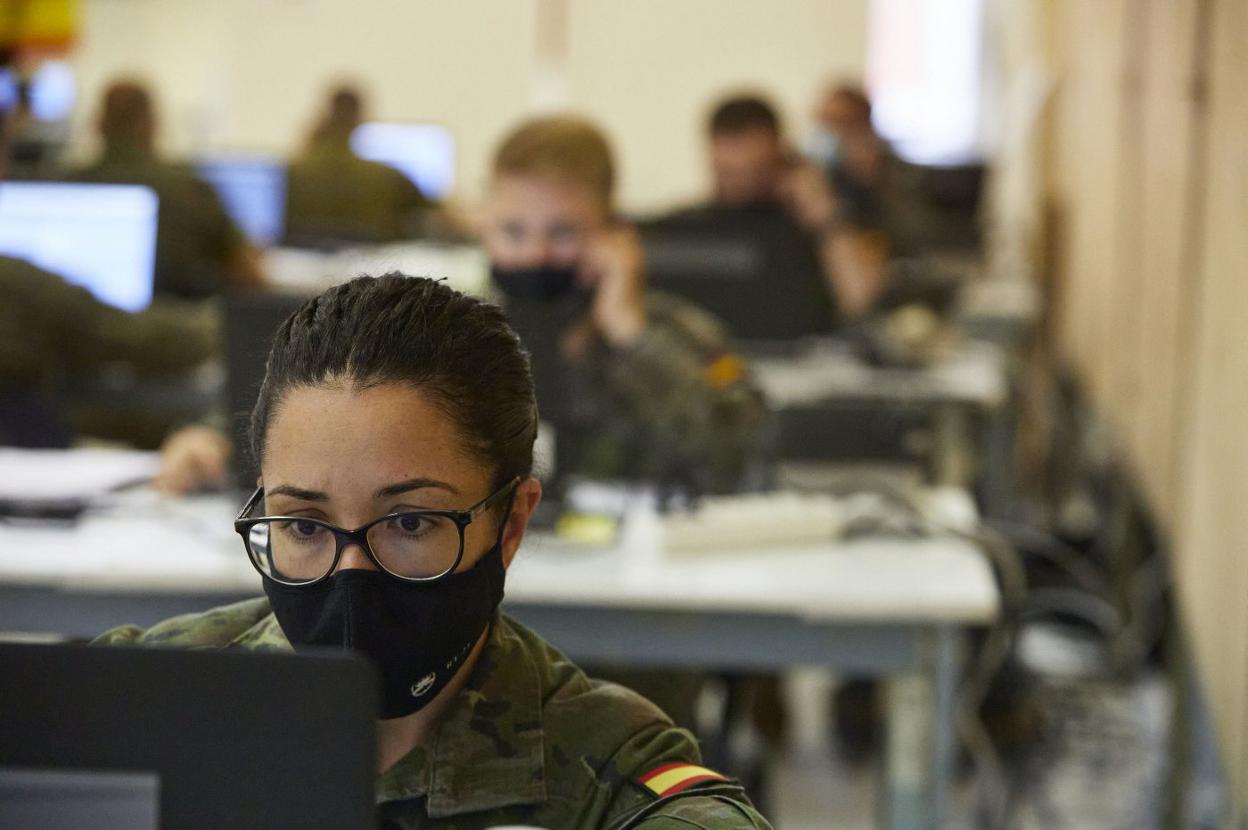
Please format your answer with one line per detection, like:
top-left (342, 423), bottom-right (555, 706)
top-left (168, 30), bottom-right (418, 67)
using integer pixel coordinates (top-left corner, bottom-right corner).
top-left (234, 477), bottom-right (520, 587)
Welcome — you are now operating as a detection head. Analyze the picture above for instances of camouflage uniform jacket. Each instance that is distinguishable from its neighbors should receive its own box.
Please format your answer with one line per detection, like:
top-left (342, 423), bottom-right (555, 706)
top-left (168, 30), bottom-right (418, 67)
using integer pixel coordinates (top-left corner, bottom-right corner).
top-left (97, 599), bottom-right (772, 830)
top-left (570, 292), bottom-right (767, 495)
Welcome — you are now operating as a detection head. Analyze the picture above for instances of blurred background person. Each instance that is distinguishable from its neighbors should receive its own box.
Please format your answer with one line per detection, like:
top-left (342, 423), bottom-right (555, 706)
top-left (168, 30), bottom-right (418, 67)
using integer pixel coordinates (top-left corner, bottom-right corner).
top-left (663, 93), bottom-right (890, 322)
top-left (808, 82), bottom-right (893, 232)
top-left (283, 83), bottom-right (442, 247)
top-left (69, 79), bottom-right (265, 299)
top-left (482, 115), bottom-right (766, 499)
top-left (0, 103), bottom-right (220, 458)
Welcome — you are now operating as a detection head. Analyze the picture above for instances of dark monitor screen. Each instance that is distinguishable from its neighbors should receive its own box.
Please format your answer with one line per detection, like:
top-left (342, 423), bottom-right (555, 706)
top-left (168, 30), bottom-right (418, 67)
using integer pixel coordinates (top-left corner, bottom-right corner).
top-left (638, 205), bottom-right (834, 342)
top-left (0, 642), bottom-right (378, 830)
top-left (223, 290), bottom-right (312, 487)
top-left (196, 157), bottom-right (288, 247)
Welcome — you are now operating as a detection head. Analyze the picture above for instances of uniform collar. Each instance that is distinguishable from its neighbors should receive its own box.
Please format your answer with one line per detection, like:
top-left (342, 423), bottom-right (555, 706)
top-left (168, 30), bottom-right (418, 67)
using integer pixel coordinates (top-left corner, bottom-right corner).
top-left (368, 615), bottom-right (548, 817)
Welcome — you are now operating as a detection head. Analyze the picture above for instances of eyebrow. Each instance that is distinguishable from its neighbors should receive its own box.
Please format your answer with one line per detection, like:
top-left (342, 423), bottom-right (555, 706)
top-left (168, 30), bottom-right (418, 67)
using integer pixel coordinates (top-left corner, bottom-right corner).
top-left (265, 478), bottom-right (458, 504)
top-left (266, 484), bottom-right (328, 502)
top-left (374, 478), bottom-right (460, 499)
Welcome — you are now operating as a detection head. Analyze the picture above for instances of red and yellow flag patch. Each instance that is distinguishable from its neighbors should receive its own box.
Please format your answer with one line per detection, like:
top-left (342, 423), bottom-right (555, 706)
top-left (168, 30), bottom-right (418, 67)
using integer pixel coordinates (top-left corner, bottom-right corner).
top-left (637, 762), bottom-right (728, 798)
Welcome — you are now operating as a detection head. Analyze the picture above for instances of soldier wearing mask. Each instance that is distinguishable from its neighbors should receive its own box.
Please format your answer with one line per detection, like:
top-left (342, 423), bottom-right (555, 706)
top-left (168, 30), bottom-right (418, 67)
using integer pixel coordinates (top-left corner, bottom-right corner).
top-left (97, 274), bottom-right (771, 830)
top-left (482, 116), bottom-right (766, 498)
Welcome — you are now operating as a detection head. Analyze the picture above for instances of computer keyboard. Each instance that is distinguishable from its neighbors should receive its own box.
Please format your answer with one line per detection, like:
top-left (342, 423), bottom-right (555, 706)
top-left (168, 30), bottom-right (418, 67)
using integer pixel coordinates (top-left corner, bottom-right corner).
top-left (656, 492), bottom-right (846, 554)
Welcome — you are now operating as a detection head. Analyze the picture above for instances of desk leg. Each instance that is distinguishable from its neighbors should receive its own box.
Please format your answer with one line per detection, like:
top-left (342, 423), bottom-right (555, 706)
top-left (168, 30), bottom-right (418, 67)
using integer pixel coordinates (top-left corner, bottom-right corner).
top-left (932, 405), bottom-right (973, 489)
top-left (884, 626), bottom-right (960, 830)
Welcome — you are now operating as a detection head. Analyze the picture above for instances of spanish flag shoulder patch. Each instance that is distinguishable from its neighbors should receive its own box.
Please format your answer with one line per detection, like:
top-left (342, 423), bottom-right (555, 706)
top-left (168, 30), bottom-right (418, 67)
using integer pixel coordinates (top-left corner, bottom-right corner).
top-left (637, 762), bottom-right (728, 798)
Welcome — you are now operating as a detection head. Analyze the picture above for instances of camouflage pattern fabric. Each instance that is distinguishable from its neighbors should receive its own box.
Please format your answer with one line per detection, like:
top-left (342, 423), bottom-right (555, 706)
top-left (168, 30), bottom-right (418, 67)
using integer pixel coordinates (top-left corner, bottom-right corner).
top-left (569, 292), bottom-right (766, 495)
top-left (71, 144), bottom-right (248, 300)
top-left (97, 600), bottom-right (771, 829)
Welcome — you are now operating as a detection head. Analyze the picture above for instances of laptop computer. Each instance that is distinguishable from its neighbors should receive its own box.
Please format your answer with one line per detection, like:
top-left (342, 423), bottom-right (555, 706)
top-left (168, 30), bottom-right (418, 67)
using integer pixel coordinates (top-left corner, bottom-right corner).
top-left (0, 641), bottom-right (378, 830)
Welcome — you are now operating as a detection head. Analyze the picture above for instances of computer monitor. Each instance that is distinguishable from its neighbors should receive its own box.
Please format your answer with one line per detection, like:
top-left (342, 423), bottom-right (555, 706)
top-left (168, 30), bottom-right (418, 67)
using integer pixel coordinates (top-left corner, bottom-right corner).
top-left (0, 68), bottom-right (17, 113)
top-left (350, 122), bottom-right (455, 200)
top-left (0, 641), bottom-right (378, 830)
top-left (638, 205), bottom-right (835, 343)
top-left (223, 290), bottom-right (313, 487)
top-left (195, 157), bottom-right (288, 246)
top-left (0, 182), bottom-right (159, 312)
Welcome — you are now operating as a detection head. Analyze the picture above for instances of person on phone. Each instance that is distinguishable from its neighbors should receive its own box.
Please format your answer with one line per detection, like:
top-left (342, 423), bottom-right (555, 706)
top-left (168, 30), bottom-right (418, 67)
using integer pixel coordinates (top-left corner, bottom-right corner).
top-left (670, 94), bottom-right (889, 320)
top-left (482, 115), bottom-right (765, 498)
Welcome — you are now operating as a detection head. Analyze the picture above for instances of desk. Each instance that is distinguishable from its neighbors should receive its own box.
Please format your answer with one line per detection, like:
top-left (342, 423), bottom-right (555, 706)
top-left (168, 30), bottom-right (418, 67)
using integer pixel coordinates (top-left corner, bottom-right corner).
top-left (752, 339), bottom-right (1013, 517)
top-left (0, 487), bottom-right (997, 830)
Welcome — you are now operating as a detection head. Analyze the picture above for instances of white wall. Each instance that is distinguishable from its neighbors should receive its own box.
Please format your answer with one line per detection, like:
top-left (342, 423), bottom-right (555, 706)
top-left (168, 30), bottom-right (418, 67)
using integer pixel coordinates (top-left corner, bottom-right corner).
top-left (68, 0), bottom-right (868, 214)
top-left (564, 0), bottom-right (869, 212)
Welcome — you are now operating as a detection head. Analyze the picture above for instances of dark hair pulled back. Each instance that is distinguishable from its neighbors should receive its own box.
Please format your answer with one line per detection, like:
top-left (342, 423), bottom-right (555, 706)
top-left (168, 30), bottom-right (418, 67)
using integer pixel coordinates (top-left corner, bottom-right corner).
top-left (250, 274), bottom-right (537, 490)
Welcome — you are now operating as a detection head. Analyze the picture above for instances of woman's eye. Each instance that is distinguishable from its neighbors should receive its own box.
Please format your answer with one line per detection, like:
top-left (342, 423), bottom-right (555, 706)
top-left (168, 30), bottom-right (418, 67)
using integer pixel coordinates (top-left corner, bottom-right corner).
top-left (278, 520), bottom-right (323, 540)
top-left (392, 515), bottom-right (427, 535)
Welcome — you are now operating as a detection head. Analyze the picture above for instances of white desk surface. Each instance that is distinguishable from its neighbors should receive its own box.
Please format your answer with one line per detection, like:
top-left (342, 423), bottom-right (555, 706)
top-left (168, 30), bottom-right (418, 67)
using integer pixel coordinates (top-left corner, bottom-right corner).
top-left (1, 489), bottom-right (998, 628)
top-left (750, 339), bottom-right (1007, 410)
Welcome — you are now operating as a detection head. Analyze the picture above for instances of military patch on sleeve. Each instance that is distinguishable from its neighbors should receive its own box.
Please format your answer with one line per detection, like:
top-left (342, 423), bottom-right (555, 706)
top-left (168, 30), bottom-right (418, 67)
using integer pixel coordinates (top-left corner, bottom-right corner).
top-left (636, 762), bottom-right (728, 798)
top-left (704, 353), bottom-right (746, 388)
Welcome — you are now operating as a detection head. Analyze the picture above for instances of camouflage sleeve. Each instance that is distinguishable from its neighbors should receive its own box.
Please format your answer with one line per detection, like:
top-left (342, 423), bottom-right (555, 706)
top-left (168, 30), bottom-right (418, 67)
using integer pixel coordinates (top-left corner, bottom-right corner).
top-left (631, 796), bottom-right (772, 829)
top-left (600, 722), bottom-right (771, 830)
top-left (598, 296), bottom-right (766, 493)
top-left (93, 598), bottom-right (275, 649)
top-left (7, 260), bottom-right (219, 376)
top-left (68, 295), bottom-right (220, 376)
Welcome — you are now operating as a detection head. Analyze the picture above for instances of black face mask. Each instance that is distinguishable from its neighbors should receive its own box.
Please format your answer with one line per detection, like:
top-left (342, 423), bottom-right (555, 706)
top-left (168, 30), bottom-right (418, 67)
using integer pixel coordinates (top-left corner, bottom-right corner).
top-left (489, 264), bottom-right (584, 301)
top-left (263, 544), bottom-right (506, 720)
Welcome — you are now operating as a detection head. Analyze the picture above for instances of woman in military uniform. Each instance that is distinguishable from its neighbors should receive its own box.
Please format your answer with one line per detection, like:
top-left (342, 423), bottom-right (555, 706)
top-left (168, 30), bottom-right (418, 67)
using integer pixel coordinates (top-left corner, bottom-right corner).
top-left (98, 274), bottom-right (770, 829)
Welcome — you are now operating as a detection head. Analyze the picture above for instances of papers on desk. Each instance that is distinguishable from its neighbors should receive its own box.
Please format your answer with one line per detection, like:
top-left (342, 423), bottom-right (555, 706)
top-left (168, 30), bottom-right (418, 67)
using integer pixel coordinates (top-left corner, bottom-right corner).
top-left (0, 491), bottom-right (258, 591)
top-left (0, 448), bottom-right (160, 501)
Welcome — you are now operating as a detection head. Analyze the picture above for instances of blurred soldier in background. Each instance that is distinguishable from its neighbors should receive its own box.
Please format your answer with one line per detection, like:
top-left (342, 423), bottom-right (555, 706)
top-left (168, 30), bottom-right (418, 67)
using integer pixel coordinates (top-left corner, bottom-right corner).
top-left (283, 84), bottom-right (439, 246)
top-left (71, 79), bottom-right (265, 299)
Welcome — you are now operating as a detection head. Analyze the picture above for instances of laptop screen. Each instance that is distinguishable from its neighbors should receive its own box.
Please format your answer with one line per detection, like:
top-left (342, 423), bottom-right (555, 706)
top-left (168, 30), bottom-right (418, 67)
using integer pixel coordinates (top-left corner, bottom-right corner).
top-left (350, 121), bottom-right (455, 200)
top-left (0, 642), bottom-right (377, 830)
top-left (0, 182), bottom-right (159, 312)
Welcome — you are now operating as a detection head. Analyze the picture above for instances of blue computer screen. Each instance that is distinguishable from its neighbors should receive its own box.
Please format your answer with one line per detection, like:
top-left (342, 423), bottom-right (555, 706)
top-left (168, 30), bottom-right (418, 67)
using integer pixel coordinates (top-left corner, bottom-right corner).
top-left (195, 157), bottom-right (287, 246)
top-left (0, 182), bottom-right (159, 312)
top-left (350, 122), bottom-right (455, 200)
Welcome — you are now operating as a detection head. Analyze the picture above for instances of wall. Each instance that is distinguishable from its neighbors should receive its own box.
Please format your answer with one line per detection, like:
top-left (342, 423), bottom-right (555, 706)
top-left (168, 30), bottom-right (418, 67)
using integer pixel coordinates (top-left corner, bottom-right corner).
top-left (69, 0), bottom-right (537, 204)
top-left (563, 0), bottom-right (867, 212)
top-left (67, 0), bottom-right (868, 214)
top-left (990, 0), bottom-right (1248, 816)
